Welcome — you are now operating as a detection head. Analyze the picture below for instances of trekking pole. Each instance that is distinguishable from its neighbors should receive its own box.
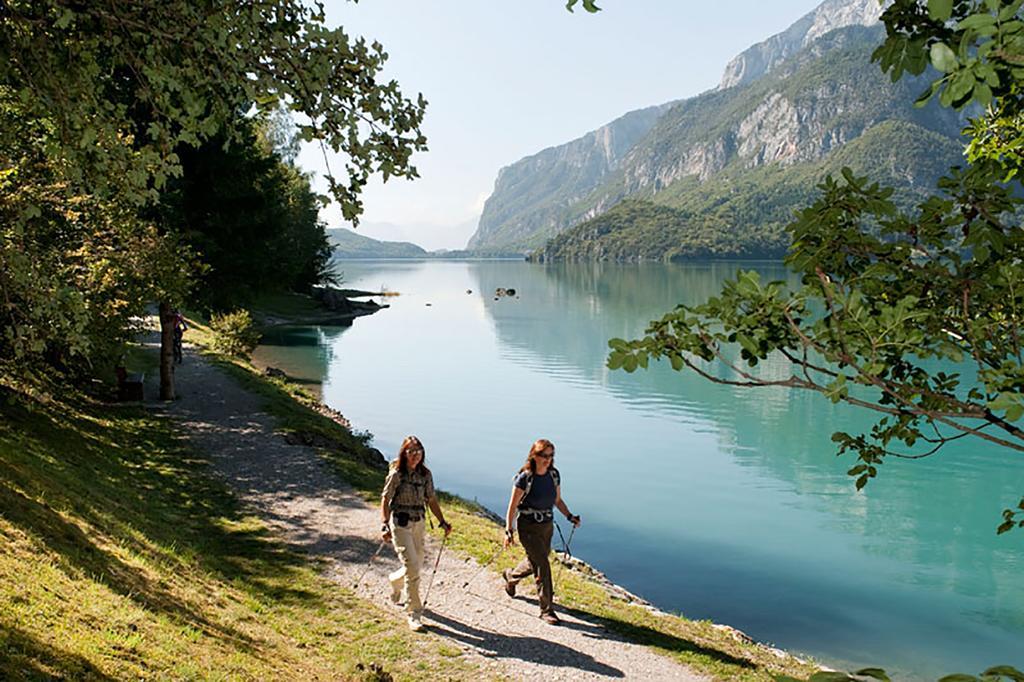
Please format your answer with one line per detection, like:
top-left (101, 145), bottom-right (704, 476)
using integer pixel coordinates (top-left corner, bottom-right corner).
top-left (352, 539), bottom-right (388, 588)
top-left (461, 542), bottom-right (506, 589)
top-left (553, 520), bottom-right (577, 589)
top-left (422, 533), bottom-right (449, 609)
top-left (554, 520), bottom-right (569, 560)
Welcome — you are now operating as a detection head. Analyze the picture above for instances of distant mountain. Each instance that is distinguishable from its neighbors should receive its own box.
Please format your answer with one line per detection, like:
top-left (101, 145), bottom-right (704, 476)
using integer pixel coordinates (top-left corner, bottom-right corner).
top-left (327, 228), bottom-right (427, 259)
top-left (466, 0), bottom-right (962, 259)
top-left (467, 102), bottom-right (676, 252)
top-left (357, 218), bottom-right (480, 253)
top-left (535, 120), bottom-right (962, 261)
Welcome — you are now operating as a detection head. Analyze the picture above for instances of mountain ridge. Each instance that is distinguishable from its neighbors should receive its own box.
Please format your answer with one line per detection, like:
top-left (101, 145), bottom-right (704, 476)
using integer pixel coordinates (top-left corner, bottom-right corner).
top-left (327, 227), bottom-right (428, 259)
top-left (466, 7), bottom-right (964, 256)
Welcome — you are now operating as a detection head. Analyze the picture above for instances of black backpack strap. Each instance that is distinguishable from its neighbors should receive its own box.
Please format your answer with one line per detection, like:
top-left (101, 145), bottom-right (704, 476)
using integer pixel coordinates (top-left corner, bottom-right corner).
top-left (521, 471), bottom-right (533, 500)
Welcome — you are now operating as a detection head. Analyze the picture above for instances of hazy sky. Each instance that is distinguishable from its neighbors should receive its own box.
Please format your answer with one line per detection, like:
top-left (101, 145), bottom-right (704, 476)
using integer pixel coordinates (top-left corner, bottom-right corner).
top-left (299, 0), bottom-right (825, 250)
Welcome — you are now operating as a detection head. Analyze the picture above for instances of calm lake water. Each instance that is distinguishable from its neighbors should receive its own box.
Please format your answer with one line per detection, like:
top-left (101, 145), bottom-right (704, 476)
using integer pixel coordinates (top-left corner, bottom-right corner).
top-left (255, 260), bottom-right (1024, 679)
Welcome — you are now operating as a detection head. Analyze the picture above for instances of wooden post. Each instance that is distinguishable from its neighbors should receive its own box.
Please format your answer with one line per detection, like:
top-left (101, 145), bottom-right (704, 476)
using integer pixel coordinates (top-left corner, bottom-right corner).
top-left (159, 301), bottom-right (175, 401)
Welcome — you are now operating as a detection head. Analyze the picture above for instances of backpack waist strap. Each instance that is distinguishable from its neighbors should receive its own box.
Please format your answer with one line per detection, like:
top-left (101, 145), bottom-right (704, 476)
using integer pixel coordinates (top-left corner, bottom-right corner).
top-left (517, 507), bottom-right (553, 523)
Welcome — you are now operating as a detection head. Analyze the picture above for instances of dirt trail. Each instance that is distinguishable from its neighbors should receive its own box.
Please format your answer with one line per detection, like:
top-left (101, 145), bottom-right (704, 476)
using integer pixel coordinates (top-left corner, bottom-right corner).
top-left (148, 343), bottom-right (706, 681)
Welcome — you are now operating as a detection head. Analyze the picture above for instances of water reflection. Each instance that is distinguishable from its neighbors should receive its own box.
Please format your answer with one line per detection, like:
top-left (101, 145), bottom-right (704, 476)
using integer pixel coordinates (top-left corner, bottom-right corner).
top-left (251, 325), bottom-right (349, 391)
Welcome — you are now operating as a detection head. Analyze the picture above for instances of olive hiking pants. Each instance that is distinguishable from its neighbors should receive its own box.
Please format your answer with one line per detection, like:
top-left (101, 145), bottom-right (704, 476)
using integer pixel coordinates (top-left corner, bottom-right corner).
top-left (507, 518), bottom-right (555, 615)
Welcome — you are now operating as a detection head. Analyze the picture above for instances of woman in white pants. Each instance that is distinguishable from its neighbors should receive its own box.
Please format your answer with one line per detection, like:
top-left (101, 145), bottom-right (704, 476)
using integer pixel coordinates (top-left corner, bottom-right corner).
top-left (380, 435), bottom-right (452, 631)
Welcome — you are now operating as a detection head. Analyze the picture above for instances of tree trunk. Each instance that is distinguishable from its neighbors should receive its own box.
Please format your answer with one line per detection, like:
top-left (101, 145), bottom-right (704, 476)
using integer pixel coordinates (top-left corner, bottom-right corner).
top-left (159, 301), bottom-right (176, 401)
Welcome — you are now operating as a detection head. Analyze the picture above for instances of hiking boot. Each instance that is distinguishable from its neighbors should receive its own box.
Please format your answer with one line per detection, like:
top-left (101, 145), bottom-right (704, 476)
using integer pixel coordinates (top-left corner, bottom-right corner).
top-left (541, 612), bottom-right (560, 625)
top-left (501, 569), bottom-right (516, 598)
top-left (407, 614), bottom-right (424, 632)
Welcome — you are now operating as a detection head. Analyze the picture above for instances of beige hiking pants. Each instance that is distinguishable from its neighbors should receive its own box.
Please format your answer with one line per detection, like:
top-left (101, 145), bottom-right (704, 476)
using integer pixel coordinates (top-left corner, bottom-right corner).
top-left (389, 517), bottom-right (426, 615)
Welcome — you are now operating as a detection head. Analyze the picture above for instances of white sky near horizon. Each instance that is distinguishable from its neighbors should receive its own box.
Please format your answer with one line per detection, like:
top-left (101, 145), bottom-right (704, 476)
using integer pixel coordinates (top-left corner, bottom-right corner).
top-left (297, 0), bottom-right (825, 251)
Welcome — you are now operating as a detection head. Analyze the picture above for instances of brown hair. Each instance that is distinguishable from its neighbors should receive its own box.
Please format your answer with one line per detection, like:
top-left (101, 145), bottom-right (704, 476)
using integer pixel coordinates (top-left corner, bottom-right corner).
top-left (520, 438), bottom-right (555, 474)
top-left (392, 435), bottom-right (428, 475)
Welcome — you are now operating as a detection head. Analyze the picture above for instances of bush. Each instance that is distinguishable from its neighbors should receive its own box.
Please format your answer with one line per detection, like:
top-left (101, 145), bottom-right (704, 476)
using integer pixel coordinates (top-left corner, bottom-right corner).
top-left (209, 310), bottom-right (261, 358)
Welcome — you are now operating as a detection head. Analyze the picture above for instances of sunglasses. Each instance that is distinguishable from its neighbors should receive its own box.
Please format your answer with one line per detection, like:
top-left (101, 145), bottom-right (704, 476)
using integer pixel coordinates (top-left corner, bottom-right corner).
top-left (536, 452), bottom-right (554, 459)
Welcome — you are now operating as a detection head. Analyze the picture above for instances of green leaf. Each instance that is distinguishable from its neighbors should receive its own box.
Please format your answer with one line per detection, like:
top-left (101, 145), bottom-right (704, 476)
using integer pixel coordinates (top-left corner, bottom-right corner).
top-left (938, 675), bottom-right (981, 682)
top-left (608, 338), bottom-right (629, 352)
top-left (928, 0), bottom-right (954, 21)
top-left (854, 669), bottom-right (891, 682)
top-left (948, 70), bottom-right (976, 102)
top-left (999, 1), bottom-right (1024, 21)
top-left (914, 81), bottom-right (941, 107)
top-left (566, 0), bottom-right (601, 12)
top-left (55, 9), bottom-right (74, 29)
top-left (973, 82), bottom-right (994, 106)
top-left (930, 42), bottom-right (959, 73)
top-left (622, 354), bottom-right (638, 373)
top-left (958, 13), bottom-right (998, 30)
top-left (982, 666), bottom-right (1024, 681)
top-left (736, 333), bottom-right (760, 357)
top-left (607, 352), bottom-right (625, 371)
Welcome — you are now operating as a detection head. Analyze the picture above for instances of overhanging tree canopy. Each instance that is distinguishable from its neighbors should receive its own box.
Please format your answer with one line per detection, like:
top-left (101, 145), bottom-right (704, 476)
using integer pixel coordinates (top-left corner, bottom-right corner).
top-left (0, 0), bottom-right (428, 216)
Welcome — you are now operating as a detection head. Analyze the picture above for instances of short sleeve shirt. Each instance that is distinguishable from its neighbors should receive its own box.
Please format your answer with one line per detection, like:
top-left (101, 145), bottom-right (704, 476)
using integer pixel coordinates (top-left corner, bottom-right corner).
top-left (514, 469), bottom-right (557, 511)
top-left (382, 466), bottom-right (435, 514)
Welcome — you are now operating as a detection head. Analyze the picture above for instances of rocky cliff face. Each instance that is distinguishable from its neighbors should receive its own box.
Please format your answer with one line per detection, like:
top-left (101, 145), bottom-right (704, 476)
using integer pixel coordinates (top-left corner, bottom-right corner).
top-left (614, 25), bottom-right (962, 197)
top-left (717, 0), bottom-right (883, 89)
top-left (466, 0), bottom-right (946, 255)
top-left (467, 103), bottom-right (673, 252)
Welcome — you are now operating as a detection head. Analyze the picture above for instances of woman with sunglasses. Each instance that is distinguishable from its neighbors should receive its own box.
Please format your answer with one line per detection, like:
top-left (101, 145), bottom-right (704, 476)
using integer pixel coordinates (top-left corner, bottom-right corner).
top-left (381, 435), bottom-right (452, 631)
top-left (501, 438), bottom-right (581, 624)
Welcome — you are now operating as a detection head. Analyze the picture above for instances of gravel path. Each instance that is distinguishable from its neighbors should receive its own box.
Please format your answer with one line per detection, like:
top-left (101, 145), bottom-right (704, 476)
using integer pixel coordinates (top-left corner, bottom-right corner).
top-left (150, 343), bottom-right (707, 681)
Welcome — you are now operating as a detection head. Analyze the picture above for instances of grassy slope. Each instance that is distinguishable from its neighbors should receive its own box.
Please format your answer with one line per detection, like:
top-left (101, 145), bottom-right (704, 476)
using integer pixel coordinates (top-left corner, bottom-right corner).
top-left (0, 367), bottom-right (479, 679)
top-left (1, 317), bottom-right (820, 680)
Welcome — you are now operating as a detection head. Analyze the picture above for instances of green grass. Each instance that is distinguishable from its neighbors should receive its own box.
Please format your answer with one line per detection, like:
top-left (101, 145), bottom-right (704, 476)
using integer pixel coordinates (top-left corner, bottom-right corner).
top-left (0, 367), bottom-right (484, 680)
top-left (249, 291), bottom-right (325, 320)
top-left (176, 319), bottom-right (821, 681)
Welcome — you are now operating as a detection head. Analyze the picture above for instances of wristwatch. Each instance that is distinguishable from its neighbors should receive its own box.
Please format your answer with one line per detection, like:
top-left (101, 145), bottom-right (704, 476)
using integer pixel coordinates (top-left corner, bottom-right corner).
top-left (381, 522), bottom-right (391, 533)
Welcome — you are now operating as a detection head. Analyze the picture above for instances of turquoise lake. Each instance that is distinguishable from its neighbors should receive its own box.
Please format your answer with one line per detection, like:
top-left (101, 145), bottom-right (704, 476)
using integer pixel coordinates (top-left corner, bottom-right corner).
top-left (254, 260), bottom-right (1024, 679)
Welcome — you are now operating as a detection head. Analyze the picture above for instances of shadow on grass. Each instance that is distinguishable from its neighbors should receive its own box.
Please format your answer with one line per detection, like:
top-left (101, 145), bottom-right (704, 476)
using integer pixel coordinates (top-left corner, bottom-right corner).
top-left (0, 624), bottom-right (117, 681)
top-left (509, 593), bottom-right (757, 671)
top-left (0, 387), bottom-right (325, 658)
top-left (563, 602), bottom-right (758, 671)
